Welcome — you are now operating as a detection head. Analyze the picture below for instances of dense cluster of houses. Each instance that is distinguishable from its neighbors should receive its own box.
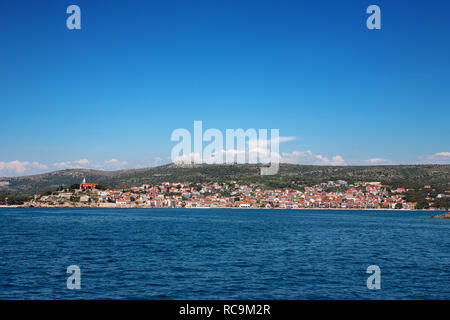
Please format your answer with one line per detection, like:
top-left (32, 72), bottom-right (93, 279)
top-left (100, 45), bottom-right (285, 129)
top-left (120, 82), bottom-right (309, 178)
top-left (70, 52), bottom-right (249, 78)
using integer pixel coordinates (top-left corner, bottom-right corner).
top-left (27, 178), bottom-right (421, 210)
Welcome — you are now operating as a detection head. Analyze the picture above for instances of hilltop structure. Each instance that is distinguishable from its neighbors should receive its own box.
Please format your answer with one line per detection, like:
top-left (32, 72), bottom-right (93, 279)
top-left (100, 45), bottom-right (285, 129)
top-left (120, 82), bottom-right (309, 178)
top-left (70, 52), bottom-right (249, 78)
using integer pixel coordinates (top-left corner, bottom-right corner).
top-left (80, 178), bottom-right (98, 190)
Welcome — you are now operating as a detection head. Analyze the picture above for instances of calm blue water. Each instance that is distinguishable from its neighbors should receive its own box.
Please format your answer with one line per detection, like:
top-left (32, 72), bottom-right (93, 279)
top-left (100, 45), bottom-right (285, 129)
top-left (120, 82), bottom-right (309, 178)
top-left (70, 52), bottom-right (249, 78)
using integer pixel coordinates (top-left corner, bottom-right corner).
top-left (0, 208), bottom-right (449, 299)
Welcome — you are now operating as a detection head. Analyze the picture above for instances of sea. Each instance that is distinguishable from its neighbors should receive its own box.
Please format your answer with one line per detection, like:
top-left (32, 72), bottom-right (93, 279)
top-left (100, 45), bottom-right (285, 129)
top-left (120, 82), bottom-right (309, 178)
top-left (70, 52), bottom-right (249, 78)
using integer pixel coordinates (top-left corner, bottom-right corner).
top-left (0, 208), bottom-right (449, 299)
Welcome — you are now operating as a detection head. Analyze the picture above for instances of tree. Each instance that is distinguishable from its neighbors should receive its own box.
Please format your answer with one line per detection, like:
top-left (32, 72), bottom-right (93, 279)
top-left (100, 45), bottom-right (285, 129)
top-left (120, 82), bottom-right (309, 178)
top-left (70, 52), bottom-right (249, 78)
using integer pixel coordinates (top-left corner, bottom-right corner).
top-left (69, 184), bottom-right (80, 190)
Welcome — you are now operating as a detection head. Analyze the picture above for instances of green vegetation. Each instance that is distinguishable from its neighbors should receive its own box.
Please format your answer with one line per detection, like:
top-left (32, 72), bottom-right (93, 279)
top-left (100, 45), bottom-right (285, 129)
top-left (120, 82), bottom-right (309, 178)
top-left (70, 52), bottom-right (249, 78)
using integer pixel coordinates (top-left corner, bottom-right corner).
top-left (403, 188), bottom-right (450, 209)
top-left (0, 195), bottom-right (32, 205)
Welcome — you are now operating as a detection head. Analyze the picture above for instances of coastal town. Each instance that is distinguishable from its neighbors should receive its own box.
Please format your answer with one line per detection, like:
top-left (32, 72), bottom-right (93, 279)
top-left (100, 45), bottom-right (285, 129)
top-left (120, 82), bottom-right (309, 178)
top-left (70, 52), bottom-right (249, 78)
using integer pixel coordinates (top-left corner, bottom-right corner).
top-left (20, 178), bottom-right (447, 210)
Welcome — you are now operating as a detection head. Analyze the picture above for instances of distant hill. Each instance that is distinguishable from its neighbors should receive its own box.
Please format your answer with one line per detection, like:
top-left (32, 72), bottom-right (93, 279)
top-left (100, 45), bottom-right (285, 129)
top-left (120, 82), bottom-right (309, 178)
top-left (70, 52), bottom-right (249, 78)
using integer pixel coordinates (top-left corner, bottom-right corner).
top-left (1, 163), bottom-right (449, 196)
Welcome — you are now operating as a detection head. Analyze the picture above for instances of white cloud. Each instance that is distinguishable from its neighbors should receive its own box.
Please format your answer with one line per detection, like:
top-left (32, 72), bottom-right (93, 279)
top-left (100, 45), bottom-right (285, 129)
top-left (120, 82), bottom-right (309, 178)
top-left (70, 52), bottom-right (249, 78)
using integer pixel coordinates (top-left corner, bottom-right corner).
top-left (0, 160), bottom-right (48, 176)
top-left (1, 158), bottom-right (131, 176)
top-left (281, 150), bottom-right (313, 163)
top-left (75, 158), bottom-right (90, 165)
top-left (173, 148), bottom-right (283, 165)
top-left (31, 161), bottom-right (49, 170)
top-left (53, 161), bottom-right (73, 169)
top-left (172, 146), bottom-right (347, 166)
top-left (52, 159), bottom-right (129, 170)
top-left (279, 136), bottom-right (296, 143)
top-left (172, 136), bottom-right (294, 164)
top-left (53, 159), bottom-right (91, 169)
top-left (0, 160), bottom-right (29, 174)
top-left (362, 158), bottom-right (393, 165)
top-left (281, 150), bottom-right (346, 165)
top-left (419, 152), bottom-right (450, 164)
top-left (247, 136), bottom-right (295, 149)
top-left (434, 152), bottom-right (450, 158)
top-left (104, 158), bottom-right (119, 164)
top-left (327, 155), bottom-right (346, 165)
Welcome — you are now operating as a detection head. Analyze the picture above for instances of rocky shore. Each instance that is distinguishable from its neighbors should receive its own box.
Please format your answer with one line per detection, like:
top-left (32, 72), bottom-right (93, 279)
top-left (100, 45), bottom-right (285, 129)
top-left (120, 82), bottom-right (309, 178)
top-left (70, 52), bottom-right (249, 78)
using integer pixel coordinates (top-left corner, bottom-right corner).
top-left (431, 212), bottom-right (450, 219)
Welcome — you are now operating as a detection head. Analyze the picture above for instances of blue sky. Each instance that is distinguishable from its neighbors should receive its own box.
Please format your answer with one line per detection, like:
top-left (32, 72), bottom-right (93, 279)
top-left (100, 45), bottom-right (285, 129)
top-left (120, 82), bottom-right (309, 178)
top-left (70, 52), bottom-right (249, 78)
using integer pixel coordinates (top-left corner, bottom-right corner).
top-left (1, 0), bottom-right (449, 176)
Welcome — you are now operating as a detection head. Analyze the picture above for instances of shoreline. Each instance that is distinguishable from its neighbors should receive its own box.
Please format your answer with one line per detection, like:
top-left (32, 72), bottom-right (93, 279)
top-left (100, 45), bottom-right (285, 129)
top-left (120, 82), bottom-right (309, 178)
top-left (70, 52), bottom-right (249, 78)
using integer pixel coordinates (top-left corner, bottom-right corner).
top-left (2, 205), bottom-right (445, 212)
